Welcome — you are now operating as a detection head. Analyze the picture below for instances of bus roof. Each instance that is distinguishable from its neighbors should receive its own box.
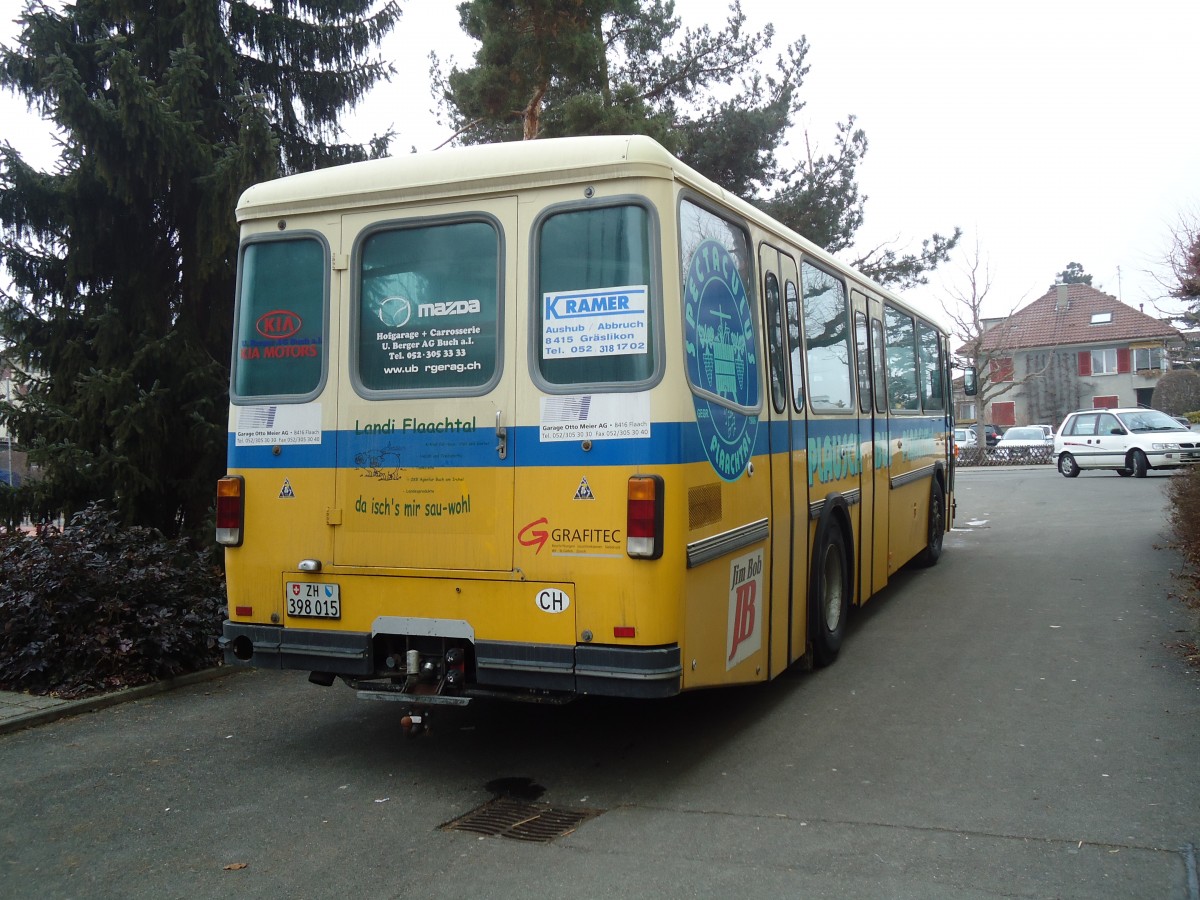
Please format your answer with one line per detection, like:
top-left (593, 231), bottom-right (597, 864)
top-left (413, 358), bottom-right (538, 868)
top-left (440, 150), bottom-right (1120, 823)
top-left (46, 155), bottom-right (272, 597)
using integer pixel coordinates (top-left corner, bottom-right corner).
top-left (236, 134), bottom-right (691, 222)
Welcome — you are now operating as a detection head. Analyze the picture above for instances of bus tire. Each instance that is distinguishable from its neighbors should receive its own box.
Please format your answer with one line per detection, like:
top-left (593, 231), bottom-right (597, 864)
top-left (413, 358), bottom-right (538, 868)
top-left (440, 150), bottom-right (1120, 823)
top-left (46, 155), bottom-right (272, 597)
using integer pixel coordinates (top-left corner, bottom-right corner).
top-left (810, 519), bottom-right (849, 668)
top-left (913, 478), bottom-right (945, 568)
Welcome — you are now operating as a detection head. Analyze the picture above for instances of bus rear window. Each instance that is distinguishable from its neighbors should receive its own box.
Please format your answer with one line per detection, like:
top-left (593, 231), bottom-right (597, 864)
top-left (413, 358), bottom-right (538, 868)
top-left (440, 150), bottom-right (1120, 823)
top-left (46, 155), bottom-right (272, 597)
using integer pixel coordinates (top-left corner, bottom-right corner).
top-left (232, 236), bottom-right (327, 401)
top-left (536, 204), bottom-right (656, 387)
top-left (357, 219), bottom-right (500, 395)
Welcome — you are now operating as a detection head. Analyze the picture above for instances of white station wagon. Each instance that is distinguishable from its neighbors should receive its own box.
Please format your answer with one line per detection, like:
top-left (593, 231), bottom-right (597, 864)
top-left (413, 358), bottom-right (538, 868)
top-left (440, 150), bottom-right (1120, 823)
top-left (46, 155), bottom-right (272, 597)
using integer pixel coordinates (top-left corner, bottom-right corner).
top-left (1054, 407), bottom-right (1200, 477)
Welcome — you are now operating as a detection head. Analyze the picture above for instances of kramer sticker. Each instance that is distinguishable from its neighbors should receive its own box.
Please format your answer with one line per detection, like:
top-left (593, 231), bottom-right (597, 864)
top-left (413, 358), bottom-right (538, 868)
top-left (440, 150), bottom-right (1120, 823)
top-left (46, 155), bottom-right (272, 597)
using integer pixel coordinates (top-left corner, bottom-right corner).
top-left (278, 479), bottom-right (296, 499)
top-left (573, 477), bottom-right (595, 500)
top-left (683, 240), bottom-right (759, 481)
top-left (726, 548), bottom-right (764, 669)
top-left (542, 284), bottom-right (648, 358)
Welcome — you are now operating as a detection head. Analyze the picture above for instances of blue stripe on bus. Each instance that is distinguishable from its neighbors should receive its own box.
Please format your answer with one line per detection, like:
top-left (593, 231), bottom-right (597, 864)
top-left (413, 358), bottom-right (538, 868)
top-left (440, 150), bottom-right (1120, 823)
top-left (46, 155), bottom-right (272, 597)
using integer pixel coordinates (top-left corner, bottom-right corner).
top-left (226, 415), bottom-right (949, 470)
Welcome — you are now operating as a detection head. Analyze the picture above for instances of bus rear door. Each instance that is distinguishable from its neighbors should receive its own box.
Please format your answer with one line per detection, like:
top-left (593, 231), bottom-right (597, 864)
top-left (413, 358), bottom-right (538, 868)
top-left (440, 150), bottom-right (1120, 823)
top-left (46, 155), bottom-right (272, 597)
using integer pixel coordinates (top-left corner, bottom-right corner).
top-left (333, 201), bottom-right (518, 572)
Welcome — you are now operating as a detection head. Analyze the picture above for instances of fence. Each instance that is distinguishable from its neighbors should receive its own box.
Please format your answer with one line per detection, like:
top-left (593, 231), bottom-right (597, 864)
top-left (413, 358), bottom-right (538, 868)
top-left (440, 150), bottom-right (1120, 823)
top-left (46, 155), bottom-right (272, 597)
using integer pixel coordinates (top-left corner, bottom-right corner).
top-left (956, 446), bottom-right (1054, 467)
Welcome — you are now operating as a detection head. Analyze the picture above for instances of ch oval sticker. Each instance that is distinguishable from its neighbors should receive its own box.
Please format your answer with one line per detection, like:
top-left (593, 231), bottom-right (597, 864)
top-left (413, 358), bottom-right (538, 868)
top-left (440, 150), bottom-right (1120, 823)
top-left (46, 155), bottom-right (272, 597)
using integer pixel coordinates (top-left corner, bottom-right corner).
top-left (535, 588), bottom-right (571, 614)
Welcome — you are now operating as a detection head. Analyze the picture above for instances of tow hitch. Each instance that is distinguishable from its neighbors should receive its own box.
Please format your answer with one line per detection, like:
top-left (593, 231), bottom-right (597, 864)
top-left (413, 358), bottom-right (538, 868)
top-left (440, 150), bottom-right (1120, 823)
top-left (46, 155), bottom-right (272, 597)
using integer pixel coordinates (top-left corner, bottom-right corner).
top-left (347, 646), bottom-right (471, 735)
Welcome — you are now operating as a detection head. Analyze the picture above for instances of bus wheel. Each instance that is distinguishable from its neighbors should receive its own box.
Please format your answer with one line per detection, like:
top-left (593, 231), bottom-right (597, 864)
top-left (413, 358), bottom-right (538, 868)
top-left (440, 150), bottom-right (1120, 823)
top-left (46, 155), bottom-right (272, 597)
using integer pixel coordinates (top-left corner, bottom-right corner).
top-left (810, 521), bottom-right (849, 667)
top-left (913, 479), bottom-right (945, 568)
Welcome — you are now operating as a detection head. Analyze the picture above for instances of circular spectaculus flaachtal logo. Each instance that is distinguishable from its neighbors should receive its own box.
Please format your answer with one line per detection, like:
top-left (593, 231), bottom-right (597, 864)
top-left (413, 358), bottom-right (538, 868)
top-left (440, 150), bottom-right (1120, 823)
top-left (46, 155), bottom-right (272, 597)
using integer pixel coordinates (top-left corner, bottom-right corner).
top-left (684, 239), bottom-right (759, 482)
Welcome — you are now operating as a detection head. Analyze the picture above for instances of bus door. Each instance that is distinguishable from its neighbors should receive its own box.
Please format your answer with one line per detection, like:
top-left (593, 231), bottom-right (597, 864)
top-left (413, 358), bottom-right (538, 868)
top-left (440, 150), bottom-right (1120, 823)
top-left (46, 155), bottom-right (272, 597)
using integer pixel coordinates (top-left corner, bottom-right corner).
top-left (761, 245), bottom-right (809, 668)
top-left (333, 200), bottom-right (518, 571)
top-left (852, 292), bottom-right (888, 600)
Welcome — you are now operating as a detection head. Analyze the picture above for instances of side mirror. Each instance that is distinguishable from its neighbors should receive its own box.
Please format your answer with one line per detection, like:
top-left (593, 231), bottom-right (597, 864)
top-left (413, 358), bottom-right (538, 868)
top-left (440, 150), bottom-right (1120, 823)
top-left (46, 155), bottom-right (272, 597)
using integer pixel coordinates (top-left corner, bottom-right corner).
top-left (962, 368), bottom-right (978, 397)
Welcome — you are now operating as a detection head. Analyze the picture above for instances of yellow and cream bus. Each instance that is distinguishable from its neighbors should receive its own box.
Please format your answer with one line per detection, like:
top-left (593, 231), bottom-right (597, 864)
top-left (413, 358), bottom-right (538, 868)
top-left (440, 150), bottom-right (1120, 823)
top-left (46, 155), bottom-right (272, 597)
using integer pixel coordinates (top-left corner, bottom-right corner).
top-left (217, 135), bottom-right (954, 713)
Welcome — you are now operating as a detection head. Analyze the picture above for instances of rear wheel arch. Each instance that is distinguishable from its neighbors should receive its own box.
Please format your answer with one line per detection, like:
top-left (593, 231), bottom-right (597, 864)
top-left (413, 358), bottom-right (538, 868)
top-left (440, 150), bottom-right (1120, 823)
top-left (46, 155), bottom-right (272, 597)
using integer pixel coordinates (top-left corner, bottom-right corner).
top-left (809, 498), bottom-right (854, 668)
top-left (914, 473), bottom-right (946, 568)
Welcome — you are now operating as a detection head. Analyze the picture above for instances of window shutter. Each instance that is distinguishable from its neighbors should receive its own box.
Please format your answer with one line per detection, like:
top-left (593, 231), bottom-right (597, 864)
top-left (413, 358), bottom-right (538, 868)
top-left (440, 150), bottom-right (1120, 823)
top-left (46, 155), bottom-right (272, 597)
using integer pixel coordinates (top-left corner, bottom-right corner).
top-left (992, 401), bottom-right (1016, 427)
top-left (1116, 347), bottom-right (1131, 373)
top-left (1078, 352), bottom-right (1091, 376)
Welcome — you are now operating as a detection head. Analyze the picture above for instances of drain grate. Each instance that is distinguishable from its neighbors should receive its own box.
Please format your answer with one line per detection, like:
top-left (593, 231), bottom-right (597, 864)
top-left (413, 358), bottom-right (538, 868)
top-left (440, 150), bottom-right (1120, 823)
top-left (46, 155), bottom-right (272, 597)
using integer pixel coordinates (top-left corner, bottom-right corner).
top-left (441, 797), bottom-right (603, 843)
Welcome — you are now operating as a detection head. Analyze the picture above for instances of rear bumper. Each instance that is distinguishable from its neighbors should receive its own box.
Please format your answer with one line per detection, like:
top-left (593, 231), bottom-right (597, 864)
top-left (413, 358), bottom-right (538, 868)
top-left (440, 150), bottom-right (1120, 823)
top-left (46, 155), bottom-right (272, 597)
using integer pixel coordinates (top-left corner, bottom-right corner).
top-left (220, 621), bottom-right (682, 699)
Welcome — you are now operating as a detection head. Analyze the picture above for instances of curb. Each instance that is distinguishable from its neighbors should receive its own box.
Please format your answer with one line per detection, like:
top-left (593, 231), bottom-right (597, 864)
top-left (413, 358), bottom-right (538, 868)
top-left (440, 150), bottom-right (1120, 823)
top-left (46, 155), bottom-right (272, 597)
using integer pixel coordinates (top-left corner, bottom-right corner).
top-left (0, 667), bottom-right (242, 736)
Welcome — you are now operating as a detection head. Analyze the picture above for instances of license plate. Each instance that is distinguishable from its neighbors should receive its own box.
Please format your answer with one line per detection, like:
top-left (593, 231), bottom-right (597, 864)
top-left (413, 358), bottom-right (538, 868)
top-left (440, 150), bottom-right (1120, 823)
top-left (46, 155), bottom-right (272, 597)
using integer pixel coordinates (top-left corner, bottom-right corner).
top-left (286, 582), bottom-right (341, 619)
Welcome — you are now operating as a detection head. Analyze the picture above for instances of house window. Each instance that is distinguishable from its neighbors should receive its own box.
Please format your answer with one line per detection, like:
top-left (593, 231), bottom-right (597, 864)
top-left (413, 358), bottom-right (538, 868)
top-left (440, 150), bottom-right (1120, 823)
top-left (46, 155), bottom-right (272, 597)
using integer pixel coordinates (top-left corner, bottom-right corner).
top-left (1090, 348), bottom-right (1118, 374)
top-left (1133, 346), bottom-right (1162, 371)
top-left (1090, 312), bottom-right (1112, 325)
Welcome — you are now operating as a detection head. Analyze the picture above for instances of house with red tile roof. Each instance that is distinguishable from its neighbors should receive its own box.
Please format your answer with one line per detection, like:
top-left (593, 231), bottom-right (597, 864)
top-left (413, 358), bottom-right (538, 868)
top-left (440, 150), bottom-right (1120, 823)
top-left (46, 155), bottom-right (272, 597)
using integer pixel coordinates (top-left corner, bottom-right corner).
top-left (956, 283), bottom-right (1180, 429)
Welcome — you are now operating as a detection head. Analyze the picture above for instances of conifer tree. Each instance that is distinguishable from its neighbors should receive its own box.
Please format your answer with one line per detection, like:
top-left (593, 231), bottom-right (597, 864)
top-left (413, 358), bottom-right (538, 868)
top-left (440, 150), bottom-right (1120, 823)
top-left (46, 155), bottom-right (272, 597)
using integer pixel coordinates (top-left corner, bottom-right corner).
top-left (436, 0), bottom-right (958, 288)
top-left (0, 0), bottom-right (399, 536)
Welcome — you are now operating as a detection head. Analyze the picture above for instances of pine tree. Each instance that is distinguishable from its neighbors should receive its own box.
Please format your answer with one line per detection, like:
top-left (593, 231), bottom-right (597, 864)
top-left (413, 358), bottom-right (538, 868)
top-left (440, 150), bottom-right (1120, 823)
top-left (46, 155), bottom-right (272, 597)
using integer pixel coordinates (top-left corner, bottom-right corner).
top-left (0, 0), bottom-right (399, 536)
top-left (1055, 261), bottom-right (1094, 286)
top-left (436, 0), bottom-right (958, 288)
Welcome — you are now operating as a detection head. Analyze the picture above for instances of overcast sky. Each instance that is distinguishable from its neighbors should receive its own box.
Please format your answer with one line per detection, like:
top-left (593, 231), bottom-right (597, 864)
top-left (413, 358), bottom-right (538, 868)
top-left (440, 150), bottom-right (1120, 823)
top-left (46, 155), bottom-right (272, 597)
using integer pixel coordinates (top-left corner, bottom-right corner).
top-left (2, 0), bottom-right (1198, 333)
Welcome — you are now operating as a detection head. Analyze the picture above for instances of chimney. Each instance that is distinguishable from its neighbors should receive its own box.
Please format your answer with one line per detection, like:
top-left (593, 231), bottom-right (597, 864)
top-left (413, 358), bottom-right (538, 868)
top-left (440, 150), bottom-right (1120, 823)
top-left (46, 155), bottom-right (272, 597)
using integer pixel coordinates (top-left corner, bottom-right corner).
top-left (1055, 284), bottom-right (1069, 311)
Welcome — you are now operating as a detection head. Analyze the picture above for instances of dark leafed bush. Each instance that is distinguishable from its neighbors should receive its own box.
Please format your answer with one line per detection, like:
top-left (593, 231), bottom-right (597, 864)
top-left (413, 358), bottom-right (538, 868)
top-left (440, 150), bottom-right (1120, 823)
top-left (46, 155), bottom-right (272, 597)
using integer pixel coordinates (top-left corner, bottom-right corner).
top-left (1167, 468), bottom-right (1200, 604)
top-left (0, 503), bottom-right (226, 698)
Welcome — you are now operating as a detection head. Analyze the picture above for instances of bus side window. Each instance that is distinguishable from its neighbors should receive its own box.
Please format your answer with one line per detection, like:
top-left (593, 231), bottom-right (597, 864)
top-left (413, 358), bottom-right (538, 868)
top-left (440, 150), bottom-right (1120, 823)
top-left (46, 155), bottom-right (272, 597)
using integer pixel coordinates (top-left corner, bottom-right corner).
top-left (801, 261), bottom-right (853, 412)
top-left (764, 272), bottom-right (786, 413)
top-left (854, 310), bottom-right (871, 415)
top-left (917, 320), bottom-right (944, 411)
top-left (785, 280), bottom-right (804, 411)
top-left (870, 319), bottom-right (888, 414)
top-left (883, 305), bottom-right (919, 411)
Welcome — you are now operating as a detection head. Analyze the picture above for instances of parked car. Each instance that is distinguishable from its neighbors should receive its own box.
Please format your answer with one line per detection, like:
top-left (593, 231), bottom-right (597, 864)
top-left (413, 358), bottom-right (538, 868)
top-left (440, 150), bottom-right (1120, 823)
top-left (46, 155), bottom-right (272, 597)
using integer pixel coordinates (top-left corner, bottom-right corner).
top-left (953, 426), bottom-right (978, 448)
top-left (960, 424), bottom-right (1002, 447)
top-left (1054, 407), bottom-right (1200, 478)
top-left (1034, 424), bottom-right (1054, 439)
top-left (992, 425), bottom-right (1053, 460)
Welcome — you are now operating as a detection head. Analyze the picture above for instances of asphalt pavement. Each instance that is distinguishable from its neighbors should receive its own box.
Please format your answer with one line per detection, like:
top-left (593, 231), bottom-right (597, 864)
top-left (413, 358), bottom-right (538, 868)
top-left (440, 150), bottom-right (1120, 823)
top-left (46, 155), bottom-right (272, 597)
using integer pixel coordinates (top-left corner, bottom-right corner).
top-left (1, 465), bottom-right (1198, 899)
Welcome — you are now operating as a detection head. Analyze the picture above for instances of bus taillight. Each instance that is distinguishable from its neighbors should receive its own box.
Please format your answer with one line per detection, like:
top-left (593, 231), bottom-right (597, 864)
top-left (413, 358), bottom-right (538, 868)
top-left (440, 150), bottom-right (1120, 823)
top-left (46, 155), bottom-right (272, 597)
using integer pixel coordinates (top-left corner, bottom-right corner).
top-left (626, 475), bottom-right (664, 560)
top-left (216, 476), bottom-right (245, 547)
